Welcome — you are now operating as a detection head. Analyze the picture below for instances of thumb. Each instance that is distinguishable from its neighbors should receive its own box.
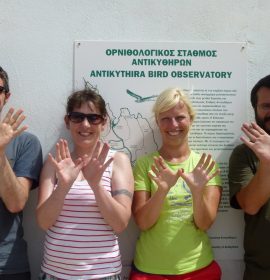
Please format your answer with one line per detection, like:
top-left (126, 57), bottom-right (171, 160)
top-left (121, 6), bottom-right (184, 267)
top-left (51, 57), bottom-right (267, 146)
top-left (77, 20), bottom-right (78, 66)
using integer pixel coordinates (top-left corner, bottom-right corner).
top-left (48, 153), bottom-right (58, 170)
top-left (178, 168), bottom-right (188, 182)
top-left (177, 168), bottom-right (184, 177)
top-left (74, 157), bottom-right (85, 169)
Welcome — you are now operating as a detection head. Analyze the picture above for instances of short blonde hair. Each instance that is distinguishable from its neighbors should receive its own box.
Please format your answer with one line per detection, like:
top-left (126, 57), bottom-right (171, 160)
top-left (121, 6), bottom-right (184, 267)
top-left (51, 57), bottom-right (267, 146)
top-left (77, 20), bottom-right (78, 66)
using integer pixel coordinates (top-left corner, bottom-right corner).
top-left (153, 88), bottom-right (196, 121)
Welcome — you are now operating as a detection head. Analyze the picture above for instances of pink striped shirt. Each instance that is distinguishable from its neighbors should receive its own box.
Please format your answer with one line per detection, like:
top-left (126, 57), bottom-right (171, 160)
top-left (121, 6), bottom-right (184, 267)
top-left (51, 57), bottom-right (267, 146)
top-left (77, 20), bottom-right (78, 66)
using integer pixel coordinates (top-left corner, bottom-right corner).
top-left (41, 151), bottom-right (122, 279)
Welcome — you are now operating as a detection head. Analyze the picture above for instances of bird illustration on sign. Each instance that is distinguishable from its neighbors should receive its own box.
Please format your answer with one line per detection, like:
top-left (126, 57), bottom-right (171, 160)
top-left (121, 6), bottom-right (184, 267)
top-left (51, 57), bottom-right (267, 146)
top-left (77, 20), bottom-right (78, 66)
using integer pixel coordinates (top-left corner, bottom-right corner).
top-left (126, 89), bottom-right (158, 103)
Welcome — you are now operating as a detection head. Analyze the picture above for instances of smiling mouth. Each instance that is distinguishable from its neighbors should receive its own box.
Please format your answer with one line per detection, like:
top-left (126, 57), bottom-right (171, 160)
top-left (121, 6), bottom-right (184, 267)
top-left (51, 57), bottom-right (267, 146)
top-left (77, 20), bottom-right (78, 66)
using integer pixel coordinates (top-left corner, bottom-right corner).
top-left (167, 131), bottom-right (182, 136)
top-left (79, 132), bottom-right (92, 137)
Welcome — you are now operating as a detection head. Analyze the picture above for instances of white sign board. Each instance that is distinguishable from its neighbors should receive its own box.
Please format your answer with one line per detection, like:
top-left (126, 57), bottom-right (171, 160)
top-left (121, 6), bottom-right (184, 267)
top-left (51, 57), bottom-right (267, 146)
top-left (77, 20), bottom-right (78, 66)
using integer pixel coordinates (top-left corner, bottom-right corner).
top-left (74, 41), bottom-right (247, 279)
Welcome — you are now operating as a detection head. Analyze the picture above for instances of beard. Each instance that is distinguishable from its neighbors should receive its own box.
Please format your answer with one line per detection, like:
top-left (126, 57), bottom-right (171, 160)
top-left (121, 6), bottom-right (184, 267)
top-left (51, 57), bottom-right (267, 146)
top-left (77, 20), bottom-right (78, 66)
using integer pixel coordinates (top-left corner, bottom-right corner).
top-left (255, 113), bottom-right (270, 135)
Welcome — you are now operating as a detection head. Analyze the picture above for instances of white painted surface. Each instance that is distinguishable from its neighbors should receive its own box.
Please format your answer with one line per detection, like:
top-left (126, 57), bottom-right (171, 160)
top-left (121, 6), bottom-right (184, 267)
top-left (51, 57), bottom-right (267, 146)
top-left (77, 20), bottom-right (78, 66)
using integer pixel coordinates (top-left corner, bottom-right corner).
top-left (1, 1), bottom-right (270, 279)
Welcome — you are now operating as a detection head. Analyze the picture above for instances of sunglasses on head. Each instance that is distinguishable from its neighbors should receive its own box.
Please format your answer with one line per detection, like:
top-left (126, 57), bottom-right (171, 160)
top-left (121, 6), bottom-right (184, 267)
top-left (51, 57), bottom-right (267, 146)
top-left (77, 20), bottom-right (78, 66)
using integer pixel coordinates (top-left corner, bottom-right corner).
top-left (67, 112), bottom-right (105, 125)
top-left (0, 86), bottom-right (7, 94)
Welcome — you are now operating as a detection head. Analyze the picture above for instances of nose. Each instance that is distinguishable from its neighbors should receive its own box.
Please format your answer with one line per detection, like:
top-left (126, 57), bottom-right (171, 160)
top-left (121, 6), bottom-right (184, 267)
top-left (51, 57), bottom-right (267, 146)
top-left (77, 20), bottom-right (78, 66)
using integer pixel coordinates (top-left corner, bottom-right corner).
top-left (170, 117), bottom-right (179, 126)
top-left (81, 117), bottom-right (91, 126)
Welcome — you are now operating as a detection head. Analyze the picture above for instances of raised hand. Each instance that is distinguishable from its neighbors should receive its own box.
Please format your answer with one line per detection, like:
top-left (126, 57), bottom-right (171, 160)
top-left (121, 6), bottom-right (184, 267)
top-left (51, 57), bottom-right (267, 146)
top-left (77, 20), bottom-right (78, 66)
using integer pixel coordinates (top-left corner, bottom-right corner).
top-left (82, 141), bottom-right (114, 188)
top-left (49, 139), bottom-right (85, 189)
top-left (178, 153), bottom-right (220, 193)
top-left (0, 108), bottom-right (27, 152)
top-left (241, 122), bottom-right (270, 163)
top-left (148, 156), bottom-right (180, 193)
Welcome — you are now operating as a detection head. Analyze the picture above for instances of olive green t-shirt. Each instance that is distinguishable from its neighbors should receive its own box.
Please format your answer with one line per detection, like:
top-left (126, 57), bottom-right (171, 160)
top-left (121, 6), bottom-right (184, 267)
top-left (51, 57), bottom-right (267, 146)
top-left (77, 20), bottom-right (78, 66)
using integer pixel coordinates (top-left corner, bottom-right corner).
top-left (133, 150), bottom-right (221, 275)
top-left (229, 144), bottom-right (270, 279)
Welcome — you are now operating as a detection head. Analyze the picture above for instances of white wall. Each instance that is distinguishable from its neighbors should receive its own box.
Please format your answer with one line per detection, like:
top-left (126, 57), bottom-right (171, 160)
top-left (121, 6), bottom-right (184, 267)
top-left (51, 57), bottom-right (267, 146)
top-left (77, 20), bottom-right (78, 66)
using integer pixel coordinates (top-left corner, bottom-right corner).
top-left (1, 0), bottom-right (270, 279)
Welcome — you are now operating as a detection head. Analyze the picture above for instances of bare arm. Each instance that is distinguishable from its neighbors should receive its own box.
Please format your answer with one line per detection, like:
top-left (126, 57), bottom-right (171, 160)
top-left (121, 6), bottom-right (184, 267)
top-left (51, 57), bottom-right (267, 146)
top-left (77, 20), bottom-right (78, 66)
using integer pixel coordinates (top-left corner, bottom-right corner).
top-left (236, 167), bottom-right (270, 214)
top-left (0, 108), bottom-right (30, 212)
top-left (36, 158), bottom-right (64, 230)
top-left (0, 153), bottom-right (32, 212)
top-left (83, 143), bottom-right (134, 234)
top-left (132, 189), bottom-right (168, 231)
top-left (132, 156), bottom-right (178, 230)
top-left (179, 153), bottom-right (221, 231)
top-left (36, 139), bottom-right (84, 230)
top-left (235, 122), bottom-right (270, 214)
top-left (191, 185), bottom-right (221, 230)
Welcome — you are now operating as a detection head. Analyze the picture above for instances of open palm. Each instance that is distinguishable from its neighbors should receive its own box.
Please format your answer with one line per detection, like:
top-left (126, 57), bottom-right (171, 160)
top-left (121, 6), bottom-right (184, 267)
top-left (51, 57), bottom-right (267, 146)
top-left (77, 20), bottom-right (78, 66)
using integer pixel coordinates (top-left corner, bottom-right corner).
top-left (178, 153), bottom-right (220, 192)
top-left (82, 141), bottom-right (113, 188)
top-left (241, 122), bottom-right (270, 163)
top-left (148, 156), bottom-right (180, 192)
top-left (49, 139), bottom-right (84, 189)
top-left (0, 108), bottom-right (27, 150)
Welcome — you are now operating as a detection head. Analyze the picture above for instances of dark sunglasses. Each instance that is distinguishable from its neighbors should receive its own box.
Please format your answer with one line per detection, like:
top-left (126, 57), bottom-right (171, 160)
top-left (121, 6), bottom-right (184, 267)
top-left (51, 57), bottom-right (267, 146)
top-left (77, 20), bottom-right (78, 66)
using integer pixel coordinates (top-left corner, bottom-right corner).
top-left (0, 86), bottom-right (7, 94)
top-left (67, 112), bottom-right (105, 125)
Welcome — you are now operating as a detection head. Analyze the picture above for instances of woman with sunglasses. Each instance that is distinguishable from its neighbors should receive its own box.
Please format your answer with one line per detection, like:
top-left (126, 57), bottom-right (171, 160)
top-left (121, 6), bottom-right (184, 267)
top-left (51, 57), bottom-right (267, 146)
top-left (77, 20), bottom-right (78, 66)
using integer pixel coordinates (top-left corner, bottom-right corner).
top-left (129, 88), bottom-right (222, 280)
top-left (36, 88), bottom-right (134, 280)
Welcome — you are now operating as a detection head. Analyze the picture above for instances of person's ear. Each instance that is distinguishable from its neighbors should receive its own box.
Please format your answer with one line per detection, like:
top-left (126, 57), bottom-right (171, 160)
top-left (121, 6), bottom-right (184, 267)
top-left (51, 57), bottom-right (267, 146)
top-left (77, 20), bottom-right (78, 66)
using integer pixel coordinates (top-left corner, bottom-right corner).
top-left (64, 115), bottom-right (70, 129)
